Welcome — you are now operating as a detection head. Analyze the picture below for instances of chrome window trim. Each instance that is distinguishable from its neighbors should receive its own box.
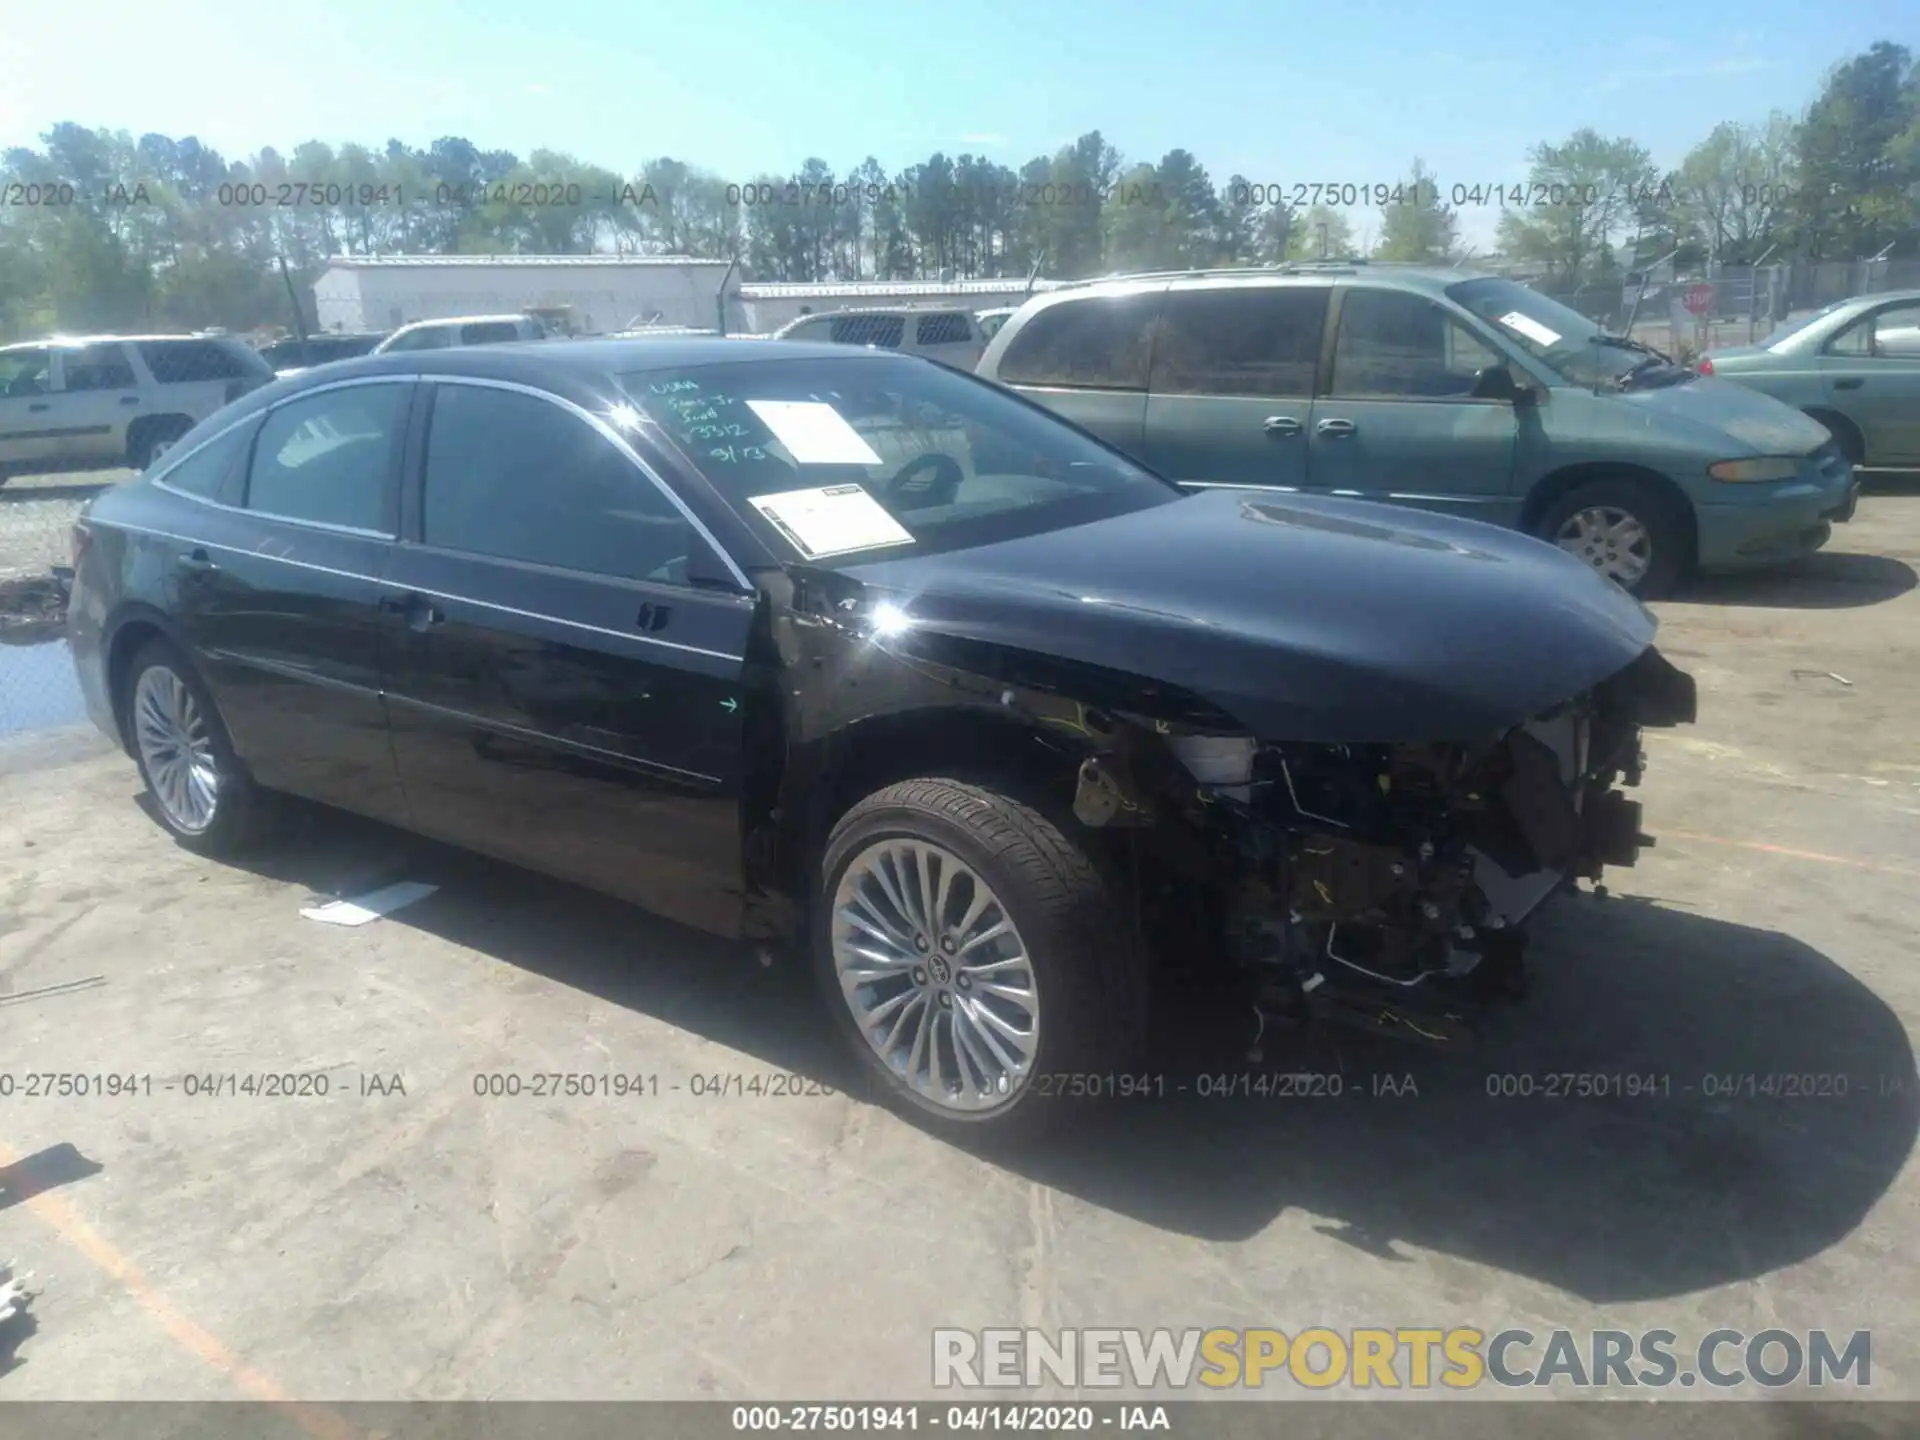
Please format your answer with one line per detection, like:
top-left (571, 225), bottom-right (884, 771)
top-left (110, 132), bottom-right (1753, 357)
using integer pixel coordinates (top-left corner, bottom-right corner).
top-left (89, 518), bottom-right (748, 665)
top-left (423, 373), bottom-right (753, 590)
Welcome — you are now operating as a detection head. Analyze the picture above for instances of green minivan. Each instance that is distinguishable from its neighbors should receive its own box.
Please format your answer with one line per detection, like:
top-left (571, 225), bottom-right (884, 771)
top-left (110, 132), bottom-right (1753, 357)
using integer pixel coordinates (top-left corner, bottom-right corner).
top-left (975, 263), bottom-right (1860, 597)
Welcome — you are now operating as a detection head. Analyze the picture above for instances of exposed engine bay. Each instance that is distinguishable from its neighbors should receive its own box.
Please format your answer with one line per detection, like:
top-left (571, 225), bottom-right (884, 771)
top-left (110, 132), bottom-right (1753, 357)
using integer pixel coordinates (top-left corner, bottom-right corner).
top-left (1061, 646), bottom-right (1700, 1039)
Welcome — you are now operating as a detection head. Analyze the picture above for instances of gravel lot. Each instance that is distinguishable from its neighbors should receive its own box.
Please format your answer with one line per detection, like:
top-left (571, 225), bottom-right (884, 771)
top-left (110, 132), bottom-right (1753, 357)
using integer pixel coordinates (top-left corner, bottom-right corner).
top-left (1, 478), bottom-right (1918, 1424)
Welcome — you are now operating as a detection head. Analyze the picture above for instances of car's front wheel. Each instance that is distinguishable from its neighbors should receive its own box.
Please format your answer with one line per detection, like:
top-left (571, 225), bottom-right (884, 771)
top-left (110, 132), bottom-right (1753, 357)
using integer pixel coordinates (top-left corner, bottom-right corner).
top-left (123, 638), bottom-right (266, 855)
top-left (1537, 478), bottom-right (1687, 599)
top-left (814, 778), bottom-right (1149, 1140)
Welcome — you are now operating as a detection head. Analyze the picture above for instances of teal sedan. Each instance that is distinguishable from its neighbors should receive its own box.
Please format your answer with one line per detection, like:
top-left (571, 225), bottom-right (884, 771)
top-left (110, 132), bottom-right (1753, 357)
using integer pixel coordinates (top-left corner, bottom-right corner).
top-left (1700, 289), bottom-right (1920, 469)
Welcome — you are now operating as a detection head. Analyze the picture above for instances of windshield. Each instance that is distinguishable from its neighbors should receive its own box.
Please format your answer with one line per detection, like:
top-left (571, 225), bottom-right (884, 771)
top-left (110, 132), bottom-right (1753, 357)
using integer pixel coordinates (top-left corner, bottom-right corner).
top-left (620, 356), bottom-right (1179, 565)
top-left (1445, 276), bottom-right (1656, 387)
top-left (1764, 300), bottom-right (1853, 347)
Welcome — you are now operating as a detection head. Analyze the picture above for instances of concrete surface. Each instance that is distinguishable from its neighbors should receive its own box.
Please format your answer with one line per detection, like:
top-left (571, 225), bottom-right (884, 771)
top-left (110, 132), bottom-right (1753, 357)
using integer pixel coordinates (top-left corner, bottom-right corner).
top-left (2, 485), bottom-right (1919, 1407)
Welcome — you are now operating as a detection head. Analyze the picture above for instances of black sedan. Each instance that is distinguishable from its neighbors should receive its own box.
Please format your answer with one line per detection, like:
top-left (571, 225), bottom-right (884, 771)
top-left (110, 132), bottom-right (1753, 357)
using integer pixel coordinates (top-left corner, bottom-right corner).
top-left (67, 338), bottom-right (1697, 1136)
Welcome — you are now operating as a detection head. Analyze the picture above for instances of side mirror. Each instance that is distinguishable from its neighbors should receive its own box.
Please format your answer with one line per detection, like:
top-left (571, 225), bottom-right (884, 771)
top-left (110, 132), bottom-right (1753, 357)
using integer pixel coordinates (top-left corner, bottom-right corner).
top-left (1470, 364), bottom-right (1532, 405)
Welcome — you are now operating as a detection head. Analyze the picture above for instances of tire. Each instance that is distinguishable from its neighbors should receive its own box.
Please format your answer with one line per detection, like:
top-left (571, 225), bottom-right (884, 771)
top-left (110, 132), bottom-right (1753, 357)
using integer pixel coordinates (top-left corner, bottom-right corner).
top-left (814, 778), bottom-right (1150, 1141)
top-left (1535, 478), bottom-right (1688, 600)
top-left (122, 638), bottom-right (267, 856)
top-left (129, 417), bottom-right (192, 471)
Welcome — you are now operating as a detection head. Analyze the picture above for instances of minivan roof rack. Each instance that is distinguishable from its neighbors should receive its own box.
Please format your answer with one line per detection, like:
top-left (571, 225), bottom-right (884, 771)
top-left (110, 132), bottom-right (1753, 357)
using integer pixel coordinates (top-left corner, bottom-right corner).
top-left (1055, 260), bottom-right (1377, 288)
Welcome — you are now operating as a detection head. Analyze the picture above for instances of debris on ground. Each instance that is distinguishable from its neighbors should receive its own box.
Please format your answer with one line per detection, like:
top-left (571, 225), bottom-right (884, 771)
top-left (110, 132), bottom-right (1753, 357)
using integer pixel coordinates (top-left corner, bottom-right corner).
top-left (300, 881), bottom-right (439, 927)
top-left (1791, 669), bottom-right (1853, 686)
top-left (0, 1262), bottom-right (34, 1323)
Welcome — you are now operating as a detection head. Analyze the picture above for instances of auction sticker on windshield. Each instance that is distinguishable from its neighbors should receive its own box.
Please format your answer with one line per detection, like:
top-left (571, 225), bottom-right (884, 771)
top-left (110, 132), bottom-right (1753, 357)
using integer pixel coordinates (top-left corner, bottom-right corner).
top-left (1497, 311), bottom-right (1562, 347)
top-left (749, 484), bottom-right (915, 559)
top-left (746, 399), bottom-right (884, 465)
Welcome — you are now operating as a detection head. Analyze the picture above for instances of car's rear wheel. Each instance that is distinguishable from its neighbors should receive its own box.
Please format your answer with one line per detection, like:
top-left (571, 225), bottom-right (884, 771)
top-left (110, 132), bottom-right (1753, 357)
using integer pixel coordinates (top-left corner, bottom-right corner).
top-left (814, 778), bottom-right (1149, 1140)
top-left (129, 417), bottom-right (192, 471)
top-left (124, 638), bottom-right (265, 855)
top-left (1537, 478), bottom-right (1686, 599)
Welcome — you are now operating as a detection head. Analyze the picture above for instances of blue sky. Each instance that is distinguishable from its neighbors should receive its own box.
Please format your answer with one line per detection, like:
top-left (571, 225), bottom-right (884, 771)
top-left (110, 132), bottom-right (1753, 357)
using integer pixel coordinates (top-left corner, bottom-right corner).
top-left (2, 0), bottom-right (1913, 249)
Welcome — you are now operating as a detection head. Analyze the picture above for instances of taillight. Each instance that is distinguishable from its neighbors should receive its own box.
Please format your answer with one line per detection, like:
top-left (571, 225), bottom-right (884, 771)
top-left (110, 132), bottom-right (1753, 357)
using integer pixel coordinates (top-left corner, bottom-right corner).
top-left (1696, 357), bottom-right (1714, 375)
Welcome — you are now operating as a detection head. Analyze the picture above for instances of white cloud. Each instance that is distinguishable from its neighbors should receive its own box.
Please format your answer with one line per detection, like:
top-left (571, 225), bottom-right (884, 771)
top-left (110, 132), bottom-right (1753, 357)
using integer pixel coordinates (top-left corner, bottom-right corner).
top-left (1595, 56), bottom-right (1774, 91)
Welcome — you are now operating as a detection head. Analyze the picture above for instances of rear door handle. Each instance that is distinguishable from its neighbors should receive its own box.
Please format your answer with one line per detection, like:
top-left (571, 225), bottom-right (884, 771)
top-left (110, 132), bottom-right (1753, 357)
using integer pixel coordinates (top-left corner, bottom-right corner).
top-left (1263, 416), bottom-right (1303, 437)
top-left (1316, 418), bottom-right (1358, 437)
top-left (28, 401), bottom-right (49, 412)
top-left (118, 395), bottom-right (140, 406)
top-left (635, 601), bottom-right (673, 632)
top-left (380, 593), bottom-right (445, 631)
top-left (1833, 378), bottom-right (1864, 390)
top-left (178, 548), bottom-right (219, 575)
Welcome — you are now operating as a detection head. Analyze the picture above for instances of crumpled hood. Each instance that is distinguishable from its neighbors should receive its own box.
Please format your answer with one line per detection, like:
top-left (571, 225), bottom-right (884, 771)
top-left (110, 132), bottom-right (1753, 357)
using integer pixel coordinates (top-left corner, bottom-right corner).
top-left (1616, 374), bottom-right (1832, 454)
top-left (839, 489), bottom-right (1661, 744)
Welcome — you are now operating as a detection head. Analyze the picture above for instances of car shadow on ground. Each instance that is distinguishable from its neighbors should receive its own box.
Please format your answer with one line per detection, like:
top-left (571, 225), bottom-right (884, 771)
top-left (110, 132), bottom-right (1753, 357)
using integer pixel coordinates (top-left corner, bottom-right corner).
top-left (227, 804), bottom-right (1918, 1307)
top-left (1677, 550), bottom-right (1917, 609)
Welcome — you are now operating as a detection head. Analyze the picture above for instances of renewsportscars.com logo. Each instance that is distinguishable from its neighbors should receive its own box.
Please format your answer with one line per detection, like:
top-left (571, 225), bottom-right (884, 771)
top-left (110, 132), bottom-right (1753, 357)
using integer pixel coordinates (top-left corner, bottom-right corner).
top-left (932, 1327), bottom-right (1872, 1391)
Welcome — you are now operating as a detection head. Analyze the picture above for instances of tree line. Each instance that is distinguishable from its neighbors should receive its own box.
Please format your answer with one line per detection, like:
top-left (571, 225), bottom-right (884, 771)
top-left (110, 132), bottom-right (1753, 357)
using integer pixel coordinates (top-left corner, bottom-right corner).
top-left (1, 39), bottom-right (1915, 341)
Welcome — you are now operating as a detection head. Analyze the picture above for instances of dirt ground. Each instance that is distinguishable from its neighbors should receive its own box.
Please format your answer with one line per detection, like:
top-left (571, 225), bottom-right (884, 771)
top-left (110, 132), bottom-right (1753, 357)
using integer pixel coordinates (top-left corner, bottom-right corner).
top-left (1, 479), bottom-right (1919, 1419)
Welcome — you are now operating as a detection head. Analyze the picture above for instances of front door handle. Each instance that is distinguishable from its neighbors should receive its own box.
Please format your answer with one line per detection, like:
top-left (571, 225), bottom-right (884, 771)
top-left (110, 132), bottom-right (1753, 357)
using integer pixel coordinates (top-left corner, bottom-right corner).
top-left (635, 601), bottom-right (673, 632)
top-left (118, 395), bottom-right (141, 406)
top-left (28, 401), bottom-right (49, 413)
top-left (1833, 378), bottom-right (1864, 390)
top-left (178, 548), bottom-right (219, 576)
top-left (1316, 418), bottom-right (1358, 438)
top-left (1263, 416), bottom-right (1303, 437)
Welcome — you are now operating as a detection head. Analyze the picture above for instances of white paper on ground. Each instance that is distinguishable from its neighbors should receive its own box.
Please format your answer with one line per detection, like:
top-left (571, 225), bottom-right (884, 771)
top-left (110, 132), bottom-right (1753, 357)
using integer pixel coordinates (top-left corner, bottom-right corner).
top-left (300, 881), bottom-right (439, 927)
top-left (748, 484), bottom-right (915, 559)
top-left (1497, 310), bottom-right (1562, 347)
top-left (745, 400), bottom-right (884, 465)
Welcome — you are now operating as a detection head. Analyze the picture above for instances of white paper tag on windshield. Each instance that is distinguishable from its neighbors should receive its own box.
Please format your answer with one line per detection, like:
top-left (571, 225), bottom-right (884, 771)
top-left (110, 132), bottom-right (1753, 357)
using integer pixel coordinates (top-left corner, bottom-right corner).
top-left (745, 400), bottom-right (883, 465)
top-left (1497, 311), bottom-right (1561, 347)
top-left (748, 484), bottom-right (914, 559)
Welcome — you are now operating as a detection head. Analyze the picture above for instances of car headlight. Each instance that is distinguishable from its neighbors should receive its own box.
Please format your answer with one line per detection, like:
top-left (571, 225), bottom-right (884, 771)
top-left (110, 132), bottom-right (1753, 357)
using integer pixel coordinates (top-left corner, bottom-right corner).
top-left (1708, 457), bottom-right (1801, 483)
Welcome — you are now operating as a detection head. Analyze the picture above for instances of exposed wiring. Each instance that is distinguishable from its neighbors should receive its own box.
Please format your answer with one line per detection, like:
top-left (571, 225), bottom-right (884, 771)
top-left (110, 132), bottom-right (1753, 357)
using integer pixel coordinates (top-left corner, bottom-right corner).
top-left (1280, 758), bottom-right (1351, 829)
top-left (1324, 924), bottom-right (1434, 989)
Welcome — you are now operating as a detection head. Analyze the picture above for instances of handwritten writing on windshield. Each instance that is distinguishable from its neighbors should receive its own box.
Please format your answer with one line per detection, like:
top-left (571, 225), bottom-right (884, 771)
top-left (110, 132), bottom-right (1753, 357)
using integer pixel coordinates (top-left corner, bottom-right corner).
top-left (647, 384), bottom-right (772, 465)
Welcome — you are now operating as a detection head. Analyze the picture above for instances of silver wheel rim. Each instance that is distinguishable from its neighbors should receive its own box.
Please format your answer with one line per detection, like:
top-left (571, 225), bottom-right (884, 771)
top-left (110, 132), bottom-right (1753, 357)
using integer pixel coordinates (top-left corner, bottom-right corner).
top-left (1555, 505), bottom-right (1652, 586)
top-left (831, 839), bottom-right (1040, 1114)
top-left (133, 665), bottom-right (219, 833)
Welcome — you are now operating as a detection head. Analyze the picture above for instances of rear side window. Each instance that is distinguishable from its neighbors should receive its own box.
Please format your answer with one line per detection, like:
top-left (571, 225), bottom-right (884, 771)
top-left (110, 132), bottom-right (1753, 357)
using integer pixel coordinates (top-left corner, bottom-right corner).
top-left (387, 326), bottom-right (452, 352)
top-left (995, 293), bottom-right (1160, 390)
top-left (915, 313), bottom-right (973, 346)
top-left (245, 383), bottom-right (407, 531)
top-left (829, 314), bottom-right (905, 348)
top-left (422, 385), bottom-right (694, 581)
top-left (138, 340), bottom-right (259, 384)
top-left (157, 420), bottom-right (255, 500)
top-left (63, 343), bottom-right (138, 392)
top-left (459, 321), bottom-right (523, 345)
top-left (1150, 287), bottom-right (1329, 398)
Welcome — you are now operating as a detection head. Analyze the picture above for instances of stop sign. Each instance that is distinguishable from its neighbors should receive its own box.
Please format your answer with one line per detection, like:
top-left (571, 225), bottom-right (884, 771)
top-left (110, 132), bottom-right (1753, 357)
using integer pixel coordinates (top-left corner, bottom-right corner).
top-left (1683, 283), bottom-right (1715, 316)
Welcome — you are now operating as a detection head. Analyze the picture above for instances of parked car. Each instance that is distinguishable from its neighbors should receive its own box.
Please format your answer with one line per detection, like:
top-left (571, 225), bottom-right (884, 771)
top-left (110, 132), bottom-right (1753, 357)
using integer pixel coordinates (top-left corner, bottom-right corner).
top-left (0, 334), bottom-right (275, 484)
top-left (371, 314), bottom-right (549, 354)
top-left (977, 263), bottom-right (1859, 598)
top-left (256, 332), bottom-right (388, 376)
top-left (976, 306), bottom-right (1020, 340)
top-left (67, 338), bottom-right (1696, 1136)
top-left (1696, 290), bottom-right (1920, 471)
top-left (772, 307), bottom-right (988, 369)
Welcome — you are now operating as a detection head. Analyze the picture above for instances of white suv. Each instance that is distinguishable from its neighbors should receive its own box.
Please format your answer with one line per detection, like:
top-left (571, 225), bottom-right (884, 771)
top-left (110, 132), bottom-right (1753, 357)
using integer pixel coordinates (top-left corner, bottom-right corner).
top-left (372, 314), bottom-right (550, 354)
top-left (771, 308), bottom-right (988, 368)
top-left (0, 334), bottom-right (274, 483)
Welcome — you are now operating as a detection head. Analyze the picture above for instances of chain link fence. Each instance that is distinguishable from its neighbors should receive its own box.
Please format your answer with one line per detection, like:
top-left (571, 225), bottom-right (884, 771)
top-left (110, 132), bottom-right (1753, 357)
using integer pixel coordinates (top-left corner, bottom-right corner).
top-left (0, 473), bottom-right (114, 737)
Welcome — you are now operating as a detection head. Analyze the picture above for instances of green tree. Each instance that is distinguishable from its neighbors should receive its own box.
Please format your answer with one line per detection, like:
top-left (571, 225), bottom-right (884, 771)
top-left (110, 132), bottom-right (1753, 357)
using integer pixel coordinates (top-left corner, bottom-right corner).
top-left (1790, 41), bottom-right (1919, 258)
top-left (1373, 159), bottom-right (1458, 262)
top-left (1495, 129), bottom-right (1656, 283)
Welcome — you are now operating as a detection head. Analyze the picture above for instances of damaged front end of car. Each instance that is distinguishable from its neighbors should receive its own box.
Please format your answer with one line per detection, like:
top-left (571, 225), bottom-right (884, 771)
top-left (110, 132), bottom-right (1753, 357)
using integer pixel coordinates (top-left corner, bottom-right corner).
top-left (1058, 645), bottom-right (1699, 1039)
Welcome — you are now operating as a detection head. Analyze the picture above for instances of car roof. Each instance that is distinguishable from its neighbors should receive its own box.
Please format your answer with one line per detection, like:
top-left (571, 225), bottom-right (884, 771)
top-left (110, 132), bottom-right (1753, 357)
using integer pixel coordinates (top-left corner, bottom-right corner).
top-left (390, 314), bottom-right (536, 329)
top-left (4, 333), bottom-right (243, 349)
top-left (1043, 262), bottom-right (1490, 299)
top-left (258, 336), bottom-right (895, 394)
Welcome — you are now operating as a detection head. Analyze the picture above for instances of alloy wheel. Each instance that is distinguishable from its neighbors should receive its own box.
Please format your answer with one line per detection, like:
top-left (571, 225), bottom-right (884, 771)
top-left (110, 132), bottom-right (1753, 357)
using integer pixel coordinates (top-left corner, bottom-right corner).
top-left (830, 839), bottom-right (1040, 1114)
top-left (132, 665), bottom-right (220, 833)
top-left (1554, 505), bottom-right (1653, 587)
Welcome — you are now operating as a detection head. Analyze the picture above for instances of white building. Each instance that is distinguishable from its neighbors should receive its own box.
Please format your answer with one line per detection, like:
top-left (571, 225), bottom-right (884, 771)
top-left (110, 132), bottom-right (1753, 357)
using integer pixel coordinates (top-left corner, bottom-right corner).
top-left (312, 255), bottom-right (739, 335)
top-left (734, 279), bottom-right (1069, 334)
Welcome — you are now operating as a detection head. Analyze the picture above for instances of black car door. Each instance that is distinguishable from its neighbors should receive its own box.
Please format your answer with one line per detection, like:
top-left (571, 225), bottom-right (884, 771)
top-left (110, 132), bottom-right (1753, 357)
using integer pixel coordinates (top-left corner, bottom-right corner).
top-left (380, 377), bottom-right (757, 938)
top-left (165, 377), bottom-right (414, 824)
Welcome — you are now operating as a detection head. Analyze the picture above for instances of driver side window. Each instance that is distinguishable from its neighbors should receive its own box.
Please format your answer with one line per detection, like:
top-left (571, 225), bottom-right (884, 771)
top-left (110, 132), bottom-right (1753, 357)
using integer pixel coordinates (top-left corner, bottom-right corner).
top-left (422, 384), bottom-right (696, 582)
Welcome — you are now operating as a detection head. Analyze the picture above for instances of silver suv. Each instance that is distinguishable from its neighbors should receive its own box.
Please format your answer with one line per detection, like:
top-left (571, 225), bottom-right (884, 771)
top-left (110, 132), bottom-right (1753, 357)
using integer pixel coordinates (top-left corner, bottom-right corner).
top-left (0, 334), bottom-right (274, 483)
